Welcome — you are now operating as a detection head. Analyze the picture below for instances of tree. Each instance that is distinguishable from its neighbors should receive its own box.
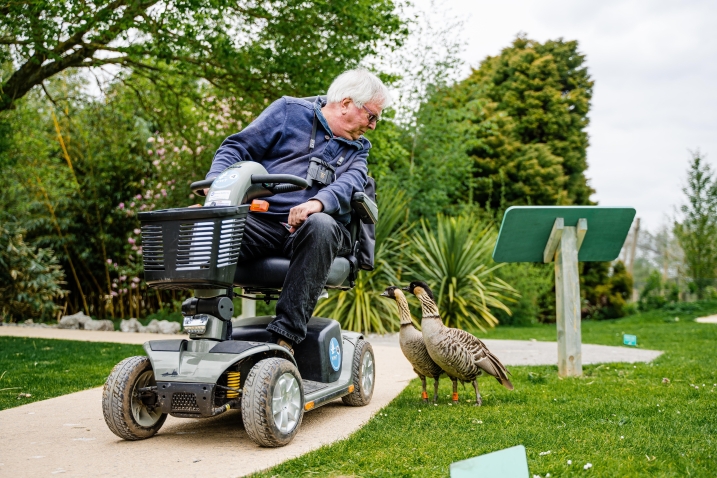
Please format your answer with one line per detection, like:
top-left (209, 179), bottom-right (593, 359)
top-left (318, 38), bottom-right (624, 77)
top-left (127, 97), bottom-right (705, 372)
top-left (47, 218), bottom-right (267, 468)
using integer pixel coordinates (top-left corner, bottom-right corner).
top-left (674, 150), bottom-right (717, 299)
top-left (406, 34), bottom-right (594, 217)
top-left (0, 0), bottom-right (406, 112)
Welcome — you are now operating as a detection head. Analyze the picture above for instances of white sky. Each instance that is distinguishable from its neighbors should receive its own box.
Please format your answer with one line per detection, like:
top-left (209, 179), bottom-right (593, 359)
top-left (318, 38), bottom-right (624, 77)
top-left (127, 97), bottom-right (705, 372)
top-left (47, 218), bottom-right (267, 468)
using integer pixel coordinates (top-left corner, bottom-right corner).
top-left (414, 0), bottom-right (717, 232)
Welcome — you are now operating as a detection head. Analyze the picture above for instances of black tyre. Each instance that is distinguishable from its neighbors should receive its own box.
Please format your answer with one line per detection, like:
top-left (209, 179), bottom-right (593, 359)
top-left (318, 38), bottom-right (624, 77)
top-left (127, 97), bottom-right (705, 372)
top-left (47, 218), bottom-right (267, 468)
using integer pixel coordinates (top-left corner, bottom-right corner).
top-left (102, 356), bottom-right (167, 440)
top-left (342, 339), bottom-right (375, 406)
top-left (241, 357), bottom-right (304, 447)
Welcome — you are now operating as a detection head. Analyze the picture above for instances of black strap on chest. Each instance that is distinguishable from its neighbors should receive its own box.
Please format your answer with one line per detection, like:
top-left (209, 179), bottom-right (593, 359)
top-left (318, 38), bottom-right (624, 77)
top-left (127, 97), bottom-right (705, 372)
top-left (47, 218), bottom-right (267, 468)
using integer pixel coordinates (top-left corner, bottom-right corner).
top-left (306, 111), bottom-right (350, 188)
top-left (309, 113), bottom-right (319, 153)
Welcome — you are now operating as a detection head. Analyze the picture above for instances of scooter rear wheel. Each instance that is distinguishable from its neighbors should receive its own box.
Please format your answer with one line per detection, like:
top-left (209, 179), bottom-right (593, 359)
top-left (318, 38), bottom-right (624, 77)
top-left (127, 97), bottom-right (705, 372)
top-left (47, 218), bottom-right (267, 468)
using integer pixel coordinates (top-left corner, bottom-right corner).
top-left (103, 356), bottom-right (167, 440)
top-left (342, 339), bottom-right (375, 406)
top-left (241, 357), bottom-right (304, 447)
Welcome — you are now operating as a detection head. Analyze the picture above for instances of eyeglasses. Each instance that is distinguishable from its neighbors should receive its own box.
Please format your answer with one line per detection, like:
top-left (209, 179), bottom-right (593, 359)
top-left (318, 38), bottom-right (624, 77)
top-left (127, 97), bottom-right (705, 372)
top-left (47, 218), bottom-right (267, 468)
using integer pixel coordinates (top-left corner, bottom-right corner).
top-left (359, 103), bottom-right (380, 124)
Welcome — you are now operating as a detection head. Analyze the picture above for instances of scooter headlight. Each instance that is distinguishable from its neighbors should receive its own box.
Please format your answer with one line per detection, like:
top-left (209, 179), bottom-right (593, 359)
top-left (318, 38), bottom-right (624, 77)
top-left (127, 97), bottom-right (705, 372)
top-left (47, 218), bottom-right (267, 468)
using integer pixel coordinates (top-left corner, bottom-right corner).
top-left (183, 314), bottom-right (209, 335)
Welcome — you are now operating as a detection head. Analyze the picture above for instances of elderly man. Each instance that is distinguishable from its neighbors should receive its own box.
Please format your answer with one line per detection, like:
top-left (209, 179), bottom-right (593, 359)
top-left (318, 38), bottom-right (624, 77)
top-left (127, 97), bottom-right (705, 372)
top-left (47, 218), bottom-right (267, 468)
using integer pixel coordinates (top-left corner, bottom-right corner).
top-left (206, 69), bottom-right (391, 353)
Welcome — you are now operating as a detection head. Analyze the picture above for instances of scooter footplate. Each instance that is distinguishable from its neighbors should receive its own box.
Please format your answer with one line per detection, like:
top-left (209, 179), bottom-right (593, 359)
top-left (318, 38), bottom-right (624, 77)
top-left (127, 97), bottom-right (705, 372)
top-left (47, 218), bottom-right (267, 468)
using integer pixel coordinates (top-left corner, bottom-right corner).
top-left (302, 380), bottom-right (330, 394)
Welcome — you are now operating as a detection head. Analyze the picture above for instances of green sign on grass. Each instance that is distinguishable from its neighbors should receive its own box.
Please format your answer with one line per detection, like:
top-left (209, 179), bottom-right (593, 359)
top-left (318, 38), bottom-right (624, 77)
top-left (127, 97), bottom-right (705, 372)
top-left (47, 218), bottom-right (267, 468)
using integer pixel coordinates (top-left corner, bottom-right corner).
top-left (450, 445), bottom-right (529, 478)
top-left (492, 206), bottom-right (636, 378)
top-left (624, 334), bottom-right (637, 346)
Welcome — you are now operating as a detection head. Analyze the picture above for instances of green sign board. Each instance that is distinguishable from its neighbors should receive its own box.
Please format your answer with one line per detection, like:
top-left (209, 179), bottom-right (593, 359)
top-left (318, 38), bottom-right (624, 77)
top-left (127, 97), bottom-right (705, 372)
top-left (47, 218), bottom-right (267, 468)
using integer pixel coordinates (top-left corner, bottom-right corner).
top-left (492, 206), bottom-right (636, 263)
top-left (450, 445), bottom-right (529, 478)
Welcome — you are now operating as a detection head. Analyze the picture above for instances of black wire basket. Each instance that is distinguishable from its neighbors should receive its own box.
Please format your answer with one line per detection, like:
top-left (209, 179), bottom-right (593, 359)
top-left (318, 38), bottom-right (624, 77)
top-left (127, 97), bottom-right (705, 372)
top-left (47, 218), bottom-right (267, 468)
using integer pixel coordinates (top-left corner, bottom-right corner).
top-left (138, 206), bottom-right (250, 290)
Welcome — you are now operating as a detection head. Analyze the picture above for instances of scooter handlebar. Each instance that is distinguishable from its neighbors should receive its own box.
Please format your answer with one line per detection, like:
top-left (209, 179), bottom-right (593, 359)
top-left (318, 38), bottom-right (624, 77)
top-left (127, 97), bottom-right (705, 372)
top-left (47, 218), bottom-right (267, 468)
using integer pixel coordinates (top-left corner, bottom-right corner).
top-left (250, 174), bottom-right (310, 189)
top-left (190, 179), bottom-right (215, 196)
top-left (190, 174), bottom-right (310, 197)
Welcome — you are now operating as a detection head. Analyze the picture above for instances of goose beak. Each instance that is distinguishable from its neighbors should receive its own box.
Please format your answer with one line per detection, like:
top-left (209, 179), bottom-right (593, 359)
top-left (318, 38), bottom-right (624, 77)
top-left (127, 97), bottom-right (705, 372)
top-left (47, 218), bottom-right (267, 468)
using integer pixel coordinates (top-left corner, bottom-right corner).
top-left (379, 291), bottom-right (390, 297)
top-left (400, 286), bottom-right (410, 291)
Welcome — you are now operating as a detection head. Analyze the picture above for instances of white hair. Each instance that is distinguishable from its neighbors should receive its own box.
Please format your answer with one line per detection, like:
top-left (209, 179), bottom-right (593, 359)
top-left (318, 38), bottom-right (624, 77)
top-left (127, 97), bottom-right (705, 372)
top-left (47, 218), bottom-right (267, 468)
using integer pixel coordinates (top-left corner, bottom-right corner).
top-left (326, 69), bottom-right (392, 109)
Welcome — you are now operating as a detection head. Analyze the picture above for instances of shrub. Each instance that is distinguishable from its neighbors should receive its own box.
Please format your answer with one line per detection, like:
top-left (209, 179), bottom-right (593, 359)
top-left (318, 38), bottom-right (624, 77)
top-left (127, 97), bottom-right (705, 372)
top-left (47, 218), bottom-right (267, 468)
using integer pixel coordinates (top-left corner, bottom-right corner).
top-left (639, 270), bottom-right (668, 311)
top-left (0, 220), bottom-right (66, 322)
top-left (494, 262), bottom-right (552, 326)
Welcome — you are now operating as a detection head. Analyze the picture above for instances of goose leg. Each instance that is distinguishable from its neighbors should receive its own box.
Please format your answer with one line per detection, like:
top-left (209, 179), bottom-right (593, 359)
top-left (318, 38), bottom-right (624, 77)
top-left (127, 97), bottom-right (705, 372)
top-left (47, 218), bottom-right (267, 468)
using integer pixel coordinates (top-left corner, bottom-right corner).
top-left (433, 377), bottom-right (440, 404)
top-left (472, 380), bottom-right (483, 406)
top-left (420, 375), bottom-right (428, 403)
top-left (452, 378), bottom-right (459, 404)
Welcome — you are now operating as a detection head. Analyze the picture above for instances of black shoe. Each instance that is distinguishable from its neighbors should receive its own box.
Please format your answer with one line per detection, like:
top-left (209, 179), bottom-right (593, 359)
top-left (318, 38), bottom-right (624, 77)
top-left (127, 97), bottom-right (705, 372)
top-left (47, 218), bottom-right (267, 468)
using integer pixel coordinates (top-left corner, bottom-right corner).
top-left (272, 333), bottom-right (294, 355)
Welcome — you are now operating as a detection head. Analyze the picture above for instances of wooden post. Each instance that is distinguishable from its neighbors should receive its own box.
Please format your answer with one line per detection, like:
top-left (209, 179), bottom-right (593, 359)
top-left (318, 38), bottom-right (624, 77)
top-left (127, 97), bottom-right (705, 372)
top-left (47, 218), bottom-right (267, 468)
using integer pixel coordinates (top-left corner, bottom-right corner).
top-left (628, 217), bottom-right (640, 276)
top-left (554, 226), bottom-right (582, 377)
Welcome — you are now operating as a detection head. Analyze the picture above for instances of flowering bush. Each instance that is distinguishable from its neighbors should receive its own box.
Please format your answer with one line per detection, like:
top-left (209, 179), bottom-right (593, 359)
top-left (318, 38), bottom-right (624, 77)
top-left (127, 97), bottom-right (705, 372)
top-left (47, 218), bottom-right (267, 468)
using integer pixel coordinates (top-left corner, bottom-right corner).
top-left (109, 96), bottom-right (248, 317)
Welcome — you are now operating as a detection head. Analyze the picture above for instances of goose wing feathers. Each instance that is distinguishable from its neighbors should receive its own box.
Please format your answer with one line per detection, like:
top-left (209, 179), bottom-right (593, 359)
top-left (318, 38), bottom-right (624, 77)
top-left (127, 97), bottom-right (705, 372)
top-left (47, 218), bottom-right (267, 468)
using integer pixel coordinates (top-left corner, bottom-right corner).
top-left (434, 327), bottom-right (513, 390)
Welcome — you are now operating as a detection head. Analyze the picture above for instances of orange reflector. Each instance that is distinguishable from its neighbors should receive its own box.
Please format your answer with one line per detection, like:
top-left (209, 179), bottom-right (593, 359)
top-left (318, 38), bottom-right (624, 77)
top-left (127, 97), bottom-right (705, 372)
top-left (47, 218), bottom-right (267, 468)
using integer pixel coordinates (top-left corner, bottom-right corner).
top-left (452, 392), bottom-right (459, 402)
top-left (304, 401), bottom-right (315, 411)
top-left (348, 385), bottom-right (355, 393)
top-left (250, 199), bottom-right (269, 212)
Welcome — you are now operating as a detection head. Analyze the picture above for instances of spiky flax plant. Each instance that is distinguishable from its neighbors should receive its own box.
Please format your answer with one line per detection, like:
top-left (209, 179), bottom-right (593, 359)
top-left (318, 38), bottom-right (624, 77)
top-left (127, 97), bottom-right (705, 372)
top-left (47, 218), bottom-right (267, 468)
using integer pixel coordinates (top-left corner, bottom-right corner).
top-left (405, 214), bottom-right (518, 331)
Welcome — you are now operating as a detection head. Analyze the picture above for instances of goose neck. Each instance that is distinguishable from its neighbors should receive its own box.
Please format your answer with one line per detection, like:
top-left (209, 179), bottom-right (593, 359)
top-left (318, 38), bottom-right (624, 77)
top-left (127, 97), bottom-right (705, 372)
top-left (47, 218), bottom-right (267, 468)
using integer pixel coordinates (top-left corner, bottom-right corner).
top-left (393, 289), bottom-right (413, 326)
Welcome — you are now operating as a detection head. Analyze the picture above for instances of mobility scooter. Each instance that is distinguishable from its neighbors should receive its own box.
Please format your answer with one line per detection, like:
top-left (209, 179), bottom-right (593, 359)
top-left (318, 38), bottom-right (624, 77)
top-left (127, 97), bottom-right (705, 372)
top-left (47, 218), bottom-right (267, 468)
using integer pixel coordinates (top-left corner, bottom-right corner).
top-left (102, 161), bottom-right (378, 447)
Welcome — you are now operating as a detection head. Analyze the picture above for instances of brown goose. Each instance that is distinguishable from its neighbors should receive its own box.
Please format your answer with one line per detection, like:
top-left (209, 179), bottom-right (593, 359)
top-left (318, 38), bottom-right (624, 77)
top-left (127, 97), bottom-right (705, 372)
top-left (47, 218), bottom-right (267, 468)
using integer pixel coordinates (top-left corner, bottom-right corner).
top-left (381, 286), bottom-right (444, 403)
top-left (403, 281), bottom-right (513, 406)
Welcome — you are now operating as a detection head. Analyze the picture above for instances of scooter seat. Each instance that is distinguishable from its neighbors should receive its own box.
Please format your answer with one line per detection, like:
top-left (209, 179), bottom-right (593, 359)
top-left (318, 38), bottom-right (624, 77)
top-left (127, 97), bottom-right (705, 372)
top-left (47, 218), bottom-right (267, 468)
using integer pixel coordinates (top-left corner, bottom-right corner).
top-left (233, 256), bottom-right (351, 289)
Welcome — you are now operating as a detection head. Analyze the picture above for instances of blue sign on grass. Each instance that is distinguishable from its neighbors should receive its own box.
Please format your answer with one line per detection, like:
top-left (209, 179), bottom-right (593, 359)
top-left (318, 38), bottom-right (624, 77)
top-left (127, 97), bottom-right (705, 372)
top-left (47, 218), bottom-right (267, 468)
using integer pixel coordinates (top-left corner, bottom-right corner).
top-left (623, 334), bottom-right (637, 346)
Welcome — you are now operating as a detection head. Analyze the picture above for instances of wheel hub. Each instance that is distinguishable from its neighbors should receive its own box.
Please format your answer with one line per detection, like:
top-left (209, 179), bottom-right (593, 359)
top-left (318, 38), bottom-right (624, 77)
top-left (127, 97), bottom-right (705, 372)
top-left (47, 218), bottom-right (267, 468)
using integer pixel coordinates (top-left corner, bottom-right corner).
top-left (272, 372), bottom-right (301, 434)
top-left (131, 370), bottom-right (163, 427)
top-left (361, 352), bottom-right (374, 394)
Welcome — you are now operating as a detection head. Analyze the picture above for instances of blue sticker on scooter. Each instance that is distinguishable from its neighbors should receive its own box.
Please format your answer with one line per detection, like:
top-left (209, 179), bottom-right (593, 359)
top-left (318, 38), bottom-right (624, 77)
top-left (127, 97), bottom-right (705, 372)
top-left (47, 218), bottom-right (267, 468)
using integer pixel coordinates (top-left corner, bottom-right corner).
top-left (329, 337), bottom-right (341, 371)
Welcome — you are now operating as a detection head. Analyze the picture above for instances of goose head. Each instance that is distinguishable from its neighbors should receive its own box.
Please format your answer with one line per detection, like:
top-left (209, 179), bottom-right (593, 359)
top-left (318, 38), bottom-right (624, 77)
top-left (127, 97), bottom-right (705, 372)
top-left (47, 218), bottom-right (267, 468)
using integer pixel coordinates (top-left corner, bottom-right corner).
top-left (402, 281), bottom-right (434, 300)
top-left (380, 286), bottom-right (401, 299)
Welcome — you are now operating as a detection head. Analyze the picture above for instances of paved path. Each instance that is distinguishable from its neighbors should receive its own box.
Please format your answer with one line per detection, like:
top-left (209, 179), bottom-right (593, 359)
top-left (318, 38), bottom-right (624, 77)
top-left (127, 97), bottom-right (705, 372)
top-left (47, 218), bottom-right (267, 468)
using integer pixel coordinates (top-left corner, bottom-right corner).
top-left (695, 315), bottom-right (717, 324)
top-left (366, 333), bottom-right (663, 365)
top-left (0, 327), bottom-right (663, 477)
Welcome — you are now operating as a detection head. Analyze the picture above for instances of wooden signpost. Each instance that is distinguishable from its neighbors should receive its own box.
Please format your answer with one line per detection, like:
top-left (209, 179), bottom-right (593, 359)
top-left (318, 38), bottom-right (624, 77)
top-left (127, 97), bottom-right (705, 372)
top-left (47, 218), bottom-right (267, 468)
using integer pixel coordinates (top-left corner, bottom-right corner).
top-left (493, 206), bottom-right (636, 377)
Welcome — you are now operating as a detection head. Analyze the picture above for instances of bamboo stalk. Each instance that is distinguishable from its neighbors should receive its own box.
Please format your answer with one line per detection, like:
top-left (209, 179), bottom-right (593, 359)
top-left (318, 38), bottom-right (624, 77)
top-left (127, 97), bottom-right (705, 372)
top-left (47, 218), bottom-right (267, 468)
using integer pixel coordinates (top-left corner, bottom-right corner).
top-left (51, 112), bottom-right (80, 188)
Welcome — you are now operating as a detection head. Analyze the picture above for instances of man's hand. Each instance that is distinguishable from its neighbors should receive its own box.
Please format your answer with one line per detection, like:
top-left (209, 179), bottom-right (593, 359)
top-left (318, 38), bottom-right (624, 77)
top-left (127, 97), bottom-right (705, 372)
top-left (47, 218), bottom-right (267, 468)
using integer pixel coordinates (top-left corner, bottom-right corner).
top-left (288, 200), bottom-right (324, 231)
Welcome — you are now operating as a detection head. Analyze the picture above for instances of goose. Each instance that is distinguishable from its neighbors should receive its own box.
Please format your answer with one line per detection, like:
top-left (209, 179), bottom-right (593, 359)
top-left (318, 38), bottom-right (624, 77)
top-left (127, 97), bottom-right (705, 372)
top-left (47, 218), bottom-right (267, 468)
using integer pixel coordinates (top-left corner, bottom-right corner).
top-left (381, 286), bottom-right (444, 403)
top-left (403, 281), bottom-right (513, 405)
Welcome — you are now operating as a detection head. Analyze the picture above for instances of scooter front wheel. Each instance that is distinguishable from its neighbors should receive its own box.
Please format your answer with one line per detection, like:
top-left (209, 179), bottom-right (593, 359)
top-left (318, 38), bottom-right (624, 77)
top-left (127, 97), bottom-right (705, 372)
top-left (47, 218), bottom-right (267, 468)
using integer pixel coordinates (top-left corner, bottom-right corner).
top-left (241, 357), bottom-right (304, 447)
top-left (103, 356), bottom-right (167, 440)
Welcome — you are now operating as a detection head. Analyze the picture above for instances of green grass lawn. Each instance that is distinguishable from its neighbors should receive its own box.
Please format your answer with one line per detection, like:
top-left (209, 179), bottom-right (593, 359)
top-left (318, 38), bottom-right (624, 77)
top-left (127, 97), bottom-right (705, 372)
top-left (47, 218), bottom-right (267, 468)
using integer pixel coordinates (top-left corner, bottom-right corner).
top-left (253, 304), bottom-right (717, 477)
top-left (2, 304), bottom-right (717, 476)
top-left (0, 337), bottom-right (143, 410)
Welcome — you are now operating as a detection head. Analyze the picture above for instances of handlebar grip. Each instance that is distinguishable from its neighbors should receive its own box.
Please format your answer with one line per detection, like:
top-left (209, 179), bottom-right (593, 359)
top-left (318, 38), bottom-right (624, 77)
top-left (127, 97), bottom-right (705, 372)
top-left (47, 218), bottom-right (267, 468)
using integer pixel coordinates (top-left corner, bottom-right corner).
top-left (190, 178), bottom-right (215, 196)
top-left (251, 174), bottom-right (309, 189)
top-left (271, 184), bottom-right (305, 194)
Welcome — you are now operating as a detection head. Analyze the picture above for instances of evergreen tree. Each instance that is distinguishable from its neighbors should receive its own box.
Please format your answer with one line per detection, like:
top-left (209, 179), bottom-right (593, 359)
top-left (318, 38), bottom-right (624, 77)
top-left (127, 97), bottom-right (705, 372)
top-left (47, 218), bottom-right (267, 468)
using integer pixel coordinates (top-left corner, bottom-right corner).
top-left (408, 34), bottom-right (594, 216)
top-left (674, 150), bottom-right (717, 299)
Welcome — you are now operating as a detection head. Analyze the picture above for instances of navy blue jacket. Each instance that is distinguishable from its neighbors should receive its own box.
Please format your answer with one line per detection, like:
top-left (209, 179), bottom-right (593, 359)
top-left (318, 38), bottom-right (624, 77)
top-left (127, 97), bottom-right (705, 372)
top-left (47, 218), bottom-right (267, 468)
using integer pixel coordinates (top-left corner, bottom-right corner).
top-left (207, 96), bottom-right (370, 225)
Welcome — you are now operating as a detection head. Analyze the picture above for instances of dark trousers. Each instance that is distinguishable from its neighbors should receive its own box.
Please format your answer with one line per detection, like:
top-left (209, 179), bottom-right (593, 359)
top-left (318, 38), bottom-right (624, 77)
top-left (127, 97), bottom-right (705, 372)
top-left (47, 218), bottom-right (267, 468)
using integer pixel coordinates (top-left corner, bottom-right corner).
top-left (237, 212), bottom-right (351, 344)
